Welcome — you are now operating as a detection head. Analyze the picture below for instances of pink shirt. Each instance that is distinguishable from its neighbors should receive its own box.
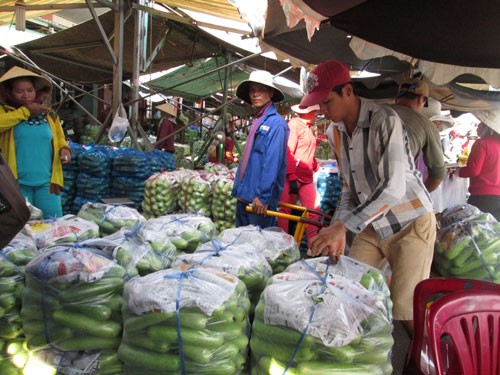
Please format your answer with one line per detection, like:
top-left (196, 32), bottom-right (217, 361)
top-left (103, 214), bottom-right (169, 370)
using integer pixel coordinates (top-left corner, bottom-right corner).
top-left (286, 117), bottom-right (318, 183)
top-left (459, 133), bottom-right (500, 196)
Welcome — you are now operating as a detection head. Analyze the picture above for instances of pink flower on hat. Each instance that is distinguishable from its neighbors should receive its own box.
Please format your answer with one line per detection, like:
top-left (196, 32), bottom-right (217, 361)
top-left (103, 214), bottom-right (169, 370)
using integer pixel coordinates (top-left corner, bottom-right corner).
top-left (305, 72), bottom-right (319, 94)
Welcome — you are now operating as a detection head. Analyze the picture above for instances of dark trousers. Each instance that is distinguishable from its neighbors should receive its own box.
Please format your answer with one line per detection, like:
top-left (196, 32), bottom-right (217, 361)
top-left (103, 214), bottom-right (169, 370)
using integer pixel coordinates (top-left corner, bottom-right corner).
top-left (235, 200), bottom-right (277, 228)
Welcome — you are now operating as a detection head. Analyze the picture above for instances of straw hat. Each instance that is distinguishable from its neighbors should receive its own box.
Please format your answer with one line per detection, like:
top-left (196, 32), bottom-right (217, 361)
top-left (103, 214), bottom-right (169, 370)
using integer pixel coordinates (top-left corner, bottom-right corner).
top-left (0, 66), bottom-right (52, 92)
top-left (236, 70), bottom-right (284, 104)
top-left (291, 104), bottom-right (320, 114)
top-left (156, 102), bottom-right (177, 117)
top-left (474, 110), bottom-right (500, 135)
top-left (421, 98), bottom-right (454, 127)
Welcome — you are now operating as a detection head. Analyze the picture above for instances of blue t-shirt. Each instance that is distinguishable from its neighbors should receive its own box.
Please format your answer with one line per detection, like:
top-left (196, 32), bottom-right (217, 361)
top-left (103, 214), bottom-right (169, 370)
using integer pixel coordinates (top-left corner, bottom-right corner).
top-left (14, 116), bottom-right (53, 186)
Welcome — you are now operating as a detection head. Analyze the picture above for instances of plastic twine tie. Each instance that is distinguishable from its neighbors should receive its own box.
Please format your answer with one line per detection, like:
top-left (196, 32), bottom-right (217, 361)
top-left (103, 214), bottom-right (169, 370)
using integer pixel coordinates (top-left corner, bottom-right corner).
top-left (282, 259), bottom-right (331, 374)
top-left (458, 222), bottom-right (495, 281)
top-left (163, 269), bottom-right (198, 375)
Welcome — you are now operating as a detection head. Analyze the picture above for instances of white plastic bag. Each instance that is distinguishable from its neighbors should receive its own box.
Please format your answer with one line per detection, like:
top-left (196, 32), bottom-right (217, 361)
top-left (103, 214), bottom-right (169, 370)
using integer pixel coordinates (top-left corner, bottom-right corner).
top-left (108, 103), bottom-right (129, 142)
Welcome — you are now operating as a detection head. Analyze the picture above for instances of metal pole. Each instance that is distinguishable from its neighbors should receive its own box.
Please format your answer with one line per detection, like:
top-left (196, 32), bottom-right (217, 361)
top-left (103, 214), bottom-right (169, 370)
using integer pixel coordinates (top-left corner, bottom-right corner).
top-left (112, 0), bottom-right (124, 116)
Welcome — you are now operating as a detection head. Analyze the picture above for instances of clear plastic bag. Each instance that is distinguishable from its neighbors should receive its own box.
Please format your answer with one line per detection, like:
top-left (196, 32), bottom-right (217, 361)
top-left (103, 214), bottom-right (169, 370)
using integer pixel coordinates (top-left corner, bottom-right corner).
top-left (108, 103), bottom-right (129, 143)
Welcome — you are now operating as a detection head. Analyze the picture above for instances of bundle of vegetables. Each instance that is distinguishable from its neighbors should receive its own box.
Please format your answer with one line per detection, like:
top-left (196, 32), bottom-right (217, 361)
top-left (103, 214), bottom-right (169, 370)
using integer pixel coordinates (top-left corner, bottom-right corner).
top-left (0, 246), bottom-right (29, 341)
top-left (439, 203), bottom-right (483, 228)
top-left (192, 139), bottom-right (209, 166)
top-left (76, 172), bottom-right (111, 201)
top-left (112, 148), bottom-right (151, 179)
top-left (284, 257), bottom-right (392, 319)
top-left (434, 213), bottom-right (500, 282)
top-left (1, 232), bottom-right (38, 269)
top-left (80, 123), bottom-right (101, 143)
top-left (24, 347), bottom-right (122, 375)
top-left (176, 157), bottom-right (195, 170)
top-left (218, 226), bottom-right (300, 274)
top-left (24, 215), bottom-right (99, 249)
top-left (77, 202), bottom-right (146, 236)
top-left (251, 257), bottom-right (393, 375)
top-left (102, 225), bottom-right (177, 277)
top-left (142, 172), bottom-right (181, 218)
top-left (61, 143), bottom-right (83, 215)
top-left (149, 149), bottom-right (176, 173)
top-left (178, 173), bottom-right (214, 217)
top-left (78, 146), bottom-right (113, 178)
top-left (72, 196), bottom-right (99, 215)
top-left (203, 162), bottom-right (230, 174)
top-left (143, 214), bottom-right (216, 253)
top-left (119, 267), bottom-right (251, 374)
top-left (21, 245), bottom-right (125, 362)
top-left (185, 127), bottom-right (200, 150)
top-left (212, 177), bottom-right (237, 233)
top-left (110, 176), bottom-right (145, 209)
top-left (26, 201), bottom-right (43, 221)
top-left (172, 238), bottom-right (272, 305)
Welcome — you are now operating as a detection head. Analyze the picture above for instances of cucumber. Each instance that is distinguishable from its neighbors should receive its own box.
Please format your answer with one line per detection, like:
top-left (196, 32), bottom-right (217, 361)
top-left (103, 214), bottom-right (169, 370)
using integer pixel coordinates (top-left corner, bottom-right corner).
top-left (258, 356), bottom-right (298, 375)
top-left (123, 334), bottom-right (170, 353)
top-left (55, 336), bottom-right (120, 351)
top-left (59, 278), bottom-right (123, 302)
top-left (64, 304), bottom-right (112, 321)
top-left (252, 319), bottom-right (315, 347)
top-left (27, 327), bottom-right (72, 348)
top-left (297, 361), bottom-right (384, 375)
top-left (0, 278), bottom-right (16, 294)
top-left (250, 335), bottom-right (316, 363)
top-left (125, 310), bottom-right (208, 332)
top-left (147, 326), bottom-right (224, 349)
top-left (450, 252), bottom-right (498, 275)
top-left (118, 343), bottom-right (180, 371)
top-left (53, 309), bottom-right (122, 338)
top-left (318, 343), bottom-right (357, 363)
top-left (183, 344), bottom-right (213, 364)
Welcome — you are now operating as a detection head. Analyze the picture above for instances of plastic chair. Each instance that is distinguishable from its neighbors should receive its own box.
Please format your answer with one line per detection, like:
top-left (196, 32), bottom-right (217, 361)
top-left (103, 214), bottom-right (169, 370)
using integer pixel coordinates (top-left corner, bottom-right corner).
top-left (407, 277), bottom-right (500, 374)
top-left (428, 289), bottom-right (500, 375)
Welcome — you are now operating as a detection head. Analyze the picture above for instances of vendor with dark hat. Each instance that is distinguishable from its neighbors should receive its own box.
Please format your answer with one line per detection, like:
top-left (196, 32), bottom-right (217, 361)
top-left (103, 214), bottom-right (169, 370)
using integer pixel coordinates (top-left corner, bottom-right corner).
top-left (232, 70), bottom-right (289, 228)
top-left (458, 109), bottom-right (500, 220)
top-left (155, 102), bottom-right (177, 154)
top-left (0, 66), bottom-right (71, 218)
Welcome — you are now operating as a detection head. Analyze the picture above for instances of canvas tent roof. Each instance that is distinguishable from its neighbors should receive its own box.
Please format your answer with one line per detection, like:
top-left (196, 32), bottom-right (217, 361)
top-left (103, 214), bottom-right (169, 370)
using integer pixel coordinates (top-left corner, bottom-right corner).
top-left (12, 9), bottom-right (299, 85)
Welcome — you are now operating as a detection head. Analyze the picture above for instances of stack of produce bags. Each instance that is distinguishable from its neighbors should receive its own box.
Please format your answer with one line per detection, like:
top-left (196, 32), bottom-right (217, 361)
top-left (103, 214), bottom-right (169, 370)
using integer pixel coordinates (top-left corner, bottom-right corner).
top-left (218, 226), bottom-right (300, 274)
top-left (75, 146), bottom-right (114, 211)
top-left (61, 142), bottom-right (84, 215)
top-left (172, 238), bottom-right (272, 306)
top-left (119, 267), bottom-right (251, 374)
top-left (0, 233), bottom-right (39, 374)
top-left (102, 225), bottom-right (178, 277)
top-left (143, 214), bottom-right (216, 253)
top-left (251, 256), bottom-right (393, 375)
top-left (142, 172), bottom-right (182, 218)
top-left (77, 203), bottom-right (146, 236)
top-left (434, 206), bottom-right (500, 282)
top-left (21, 245), bottom-right (126, 374)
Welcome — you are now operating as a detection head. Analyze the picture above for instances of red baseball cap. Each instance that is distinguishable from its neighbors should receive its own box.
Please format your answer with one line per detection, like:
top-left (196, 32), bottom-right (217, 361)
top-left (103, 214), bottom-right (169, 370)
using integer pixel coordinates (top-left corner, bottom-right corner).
top-left (299, 60), bottom-right (351, 108)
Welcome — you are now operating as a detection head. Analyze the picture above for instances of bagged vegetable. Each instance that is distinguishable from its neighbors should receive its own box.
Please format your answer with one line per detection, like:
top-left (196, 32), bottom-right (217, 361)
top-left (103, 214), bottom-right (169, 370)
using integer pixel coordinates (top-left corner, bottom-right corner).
top-left (251, 256), bottom-right (393, 375)
top-left (212, 177), bottom-right (237, 233)
top-left (77, 202), bottom-right (146, 236)
top-left (172, 238), bottom-right (272, 305)
top-left (103, 225), bottom-right (177, 277)
top-left (434, 213), bottom-right (500, 282)
top-left (119, 267), bottom-right (250, 374)
top-left (143, 214), bottom-right (216, 253)
top-left (178, 173), bottom-right (213, 217)
top-left (439, 203), bottom-right (484, 228)
top-left (142, 172), bottom-right (181, 218)
top-left (22, 245), bottom-right (125, 358)
top-left (1, 232), bottom-right (38, 267)
top-left (218, 226), bottom-right (300, 274)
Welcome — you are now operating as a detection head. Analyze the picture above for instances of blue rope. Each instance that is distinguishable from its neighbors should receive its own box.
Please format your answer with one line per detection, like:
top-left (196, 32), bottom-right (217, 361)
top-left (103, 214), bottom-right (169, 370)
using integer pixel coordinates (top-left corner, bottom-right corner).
top-left (458, 222), bottom-right (495, 281)
top-left (282, 259), bottom-right (331, 374)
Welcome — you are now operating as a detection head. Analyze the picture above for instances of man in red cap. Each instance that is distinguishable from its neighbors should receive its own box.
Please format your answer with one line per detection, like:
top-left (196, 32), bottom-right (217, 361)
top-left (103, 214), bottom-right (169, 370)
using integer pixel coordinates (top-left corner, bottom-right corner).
top-left (305, 60), bottom-right (436, 336)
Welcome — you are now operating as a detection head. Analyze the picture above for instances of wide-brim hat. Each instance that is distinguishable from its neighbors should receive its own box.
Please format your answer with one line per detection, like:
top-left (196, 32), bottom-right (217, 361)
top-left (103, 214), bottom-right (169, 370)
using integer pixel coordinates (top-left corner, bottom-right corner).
top-left (422, 98), bottom-right (454, 128)
top-left (291, 104), bottom-right (320, 114)
top-left (0, 66), bottom-right (52, 92)
top-left (236, 70), bottom-right (284, 105)
top-left (474, 110), bottom-right (500, 135)
top-left (156, 102), bottom-right (177, 117)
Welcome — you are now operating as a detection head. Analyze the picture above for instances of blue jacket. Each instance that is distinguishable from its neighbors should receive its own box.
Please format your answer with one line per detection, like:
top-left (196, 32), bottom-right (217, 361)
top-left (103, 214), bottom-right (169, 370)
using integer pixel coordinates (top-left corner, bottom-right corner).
top-left (232, 104), bottom-right (289, 208)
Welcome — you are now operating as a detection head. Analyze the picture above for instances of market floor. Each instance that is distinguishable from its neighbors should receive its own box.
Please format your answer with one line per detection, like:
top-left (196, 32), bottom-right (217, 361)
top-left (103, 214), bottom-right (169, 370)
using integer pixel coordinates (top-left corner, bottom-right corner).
top-left (391, 320), bottom-right (412, 374)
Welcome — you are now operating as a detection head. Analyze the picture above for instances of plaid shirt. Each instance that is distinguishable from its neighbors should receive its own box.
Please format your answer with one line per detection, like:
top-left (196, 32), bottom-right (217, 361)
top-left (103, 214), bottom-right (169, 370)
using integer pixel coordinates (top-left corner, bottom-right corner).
top-left (332, 100), bottom-right (434, 239)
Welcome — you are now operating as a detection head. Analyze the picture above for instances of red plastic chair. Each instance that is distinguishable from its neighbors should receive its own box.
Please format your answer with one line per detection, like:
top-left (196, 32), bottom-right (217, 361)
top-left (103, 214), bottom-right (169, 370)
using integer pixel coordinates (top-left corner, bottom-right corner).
top-left (407, 277), bottom-right (500, 374)
top-left (428, 289), bottom-right (500, 375)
